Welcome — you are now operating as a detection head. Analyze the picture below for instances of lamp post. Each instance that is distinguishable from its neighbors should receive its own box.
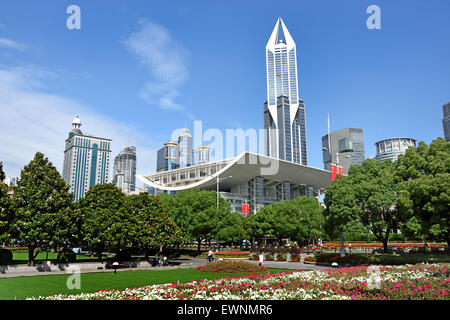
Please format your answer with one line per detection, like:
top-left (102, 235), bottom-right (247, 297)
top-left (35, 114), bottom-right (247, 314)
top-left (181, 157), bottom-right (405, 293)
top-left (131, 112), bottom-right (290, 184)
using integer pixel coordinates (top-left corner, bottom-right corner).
top-left (201, 172), bottom-right (232, 210)
top-left (322, 147), bottom-right (350, 258)
top-left (200, 171), bottom-right (232, 250)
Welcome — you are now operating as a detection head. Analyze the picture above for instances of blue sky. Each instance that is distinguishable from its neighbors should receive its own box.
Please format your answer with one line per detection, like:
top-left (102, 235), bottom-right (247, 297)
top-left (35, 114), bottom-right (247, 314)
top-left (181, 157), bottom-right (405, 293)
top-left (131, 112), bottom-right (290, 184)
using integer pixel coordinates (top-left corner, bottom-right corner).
top-left (0, 0), bottom-right (449, 181)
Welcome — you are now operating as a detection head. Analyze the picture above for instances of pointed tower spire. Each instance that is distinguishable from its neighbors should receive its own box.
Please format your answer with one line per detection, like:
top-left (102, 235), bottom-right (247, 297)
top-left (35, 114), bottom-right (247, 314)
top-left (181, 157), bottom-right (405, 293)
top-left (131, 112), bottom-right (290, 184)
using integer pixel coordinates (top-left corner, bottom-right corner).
top-left (276, 17), bottom-right (286, 44)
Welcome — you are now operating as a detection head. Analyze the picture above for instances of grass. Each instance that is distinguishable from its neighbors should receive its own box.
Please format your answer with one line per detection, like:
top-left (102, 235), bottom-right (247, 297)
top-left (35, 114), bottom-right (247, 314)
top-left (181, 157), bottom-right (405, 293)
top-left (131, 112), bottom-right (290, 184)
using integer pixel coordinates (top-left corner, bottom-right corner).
top-left (0, 267), bottom-right (292, 300)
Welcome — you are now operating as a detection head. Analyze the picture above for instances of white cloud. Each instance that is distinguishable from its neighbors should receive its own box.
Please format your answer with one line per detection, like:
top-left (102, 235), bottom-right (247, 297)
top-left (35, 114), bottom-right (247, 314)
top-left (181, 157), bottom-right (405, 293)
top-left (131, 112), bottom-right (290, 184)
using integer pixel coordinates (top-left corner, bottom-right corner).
top-left (123, 20), bottom-right (189, 111)
top-left (0, 67), bottom-right (159, 183)
top-left (0, 38), bottom-right (25, 50)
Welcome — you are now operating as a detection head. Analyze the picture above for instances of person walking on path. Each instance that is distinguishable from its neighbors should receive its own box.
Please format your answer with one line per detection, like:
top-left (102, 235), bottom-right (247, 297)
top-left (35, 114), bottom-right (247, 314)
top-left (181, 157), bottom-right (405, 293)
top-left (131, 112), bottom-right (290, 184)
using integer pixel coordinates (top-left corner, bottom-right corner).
top-left (208, 249), bottom-right (214, 263)
top-left (259, 253), bottom-right (264, 266)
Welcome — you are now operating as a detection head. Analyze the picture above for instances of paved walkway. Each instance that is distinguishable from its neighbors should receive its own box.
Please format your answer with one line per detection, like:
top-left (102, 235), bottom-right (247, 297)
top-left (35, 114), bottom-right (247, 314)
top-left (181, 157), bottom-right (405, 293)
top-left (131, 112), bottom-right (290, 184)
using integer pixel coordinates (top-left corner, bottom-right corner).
top-left (0, 257), bottom-right (330, 279)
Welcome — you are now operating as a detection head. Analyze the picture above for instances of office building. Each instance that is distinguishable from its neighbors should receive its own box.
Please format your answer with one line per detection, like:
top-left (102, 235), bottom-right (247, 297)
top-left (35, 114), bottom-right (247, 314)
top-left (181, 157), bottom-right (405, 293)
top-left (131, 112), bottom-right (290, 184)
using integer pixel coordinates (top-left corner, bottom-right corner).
top-left (156, 140), bottom-right (179, 172)
top-left (63, 116), bottom-right (112, 201)
top-left (374, 137), bottom-right (416, 162)
top-left (112, 146), bottom-right (137, 193)
top-left (322, 128), bottom-right (365, 175)
top-left (443, 102), bottom-right (450, 141)
top-left (157, 128), bottom-right (211, 172)
top-left (2, 176), bottom-right (18, 188)
top-left (178, 128), bottom-right (193, 168)
top-left (263, 18), bottom-right (307, 165)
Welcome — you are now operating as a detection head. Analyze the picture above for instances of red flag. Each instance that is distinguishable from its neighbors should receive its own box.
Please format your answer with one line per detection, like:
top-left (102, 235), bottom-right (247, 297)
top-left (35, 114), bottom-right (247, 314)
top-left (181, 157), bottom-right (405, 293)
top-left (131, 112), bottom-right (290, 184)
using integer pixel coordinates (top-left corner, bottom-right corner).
top-left (242, 204), bottom-right (249, 214)
top-left (331, 164), bottom-right (337, 181)
top-left (338, 165), bottom-right (343, 176)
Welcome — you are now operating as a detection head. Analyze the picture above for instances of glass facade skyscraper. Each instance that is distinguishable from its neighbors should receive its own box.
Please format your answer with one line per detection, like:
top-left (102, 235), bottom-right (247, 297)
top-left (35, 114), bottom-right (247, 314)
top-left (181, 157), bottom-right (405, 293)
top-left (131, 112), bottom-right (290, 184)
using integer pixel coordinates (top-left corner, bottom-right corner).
top-left (322, 128), bottom-right (365, 175)
top-left (178, 128), bottom-right (193, 168)
top-left (63, 116), bottom-right (112, 201)
top-left (263, 18), bottom-right (307, 165)
top-left (112, 146), bottom-right (137, 192)
top-left (156, 141), bottom-right (179, 172)
top-left (157, 128), bottom-right (210, 172)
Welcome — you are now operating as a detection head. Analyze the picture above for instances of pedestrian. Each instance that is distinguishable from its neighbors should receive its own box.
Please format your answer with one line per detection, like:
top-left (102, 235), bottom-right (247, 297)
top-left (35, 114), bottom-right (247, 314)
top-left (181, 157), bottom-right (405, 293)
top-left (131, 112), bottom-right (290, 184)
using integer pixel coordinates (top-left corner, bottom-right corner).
top-left (349, 242), bottom-right (352, 253)
top-left (259, 253), bottom-right (264, 266)
top-left (208, 249), bottom-right (213, 263)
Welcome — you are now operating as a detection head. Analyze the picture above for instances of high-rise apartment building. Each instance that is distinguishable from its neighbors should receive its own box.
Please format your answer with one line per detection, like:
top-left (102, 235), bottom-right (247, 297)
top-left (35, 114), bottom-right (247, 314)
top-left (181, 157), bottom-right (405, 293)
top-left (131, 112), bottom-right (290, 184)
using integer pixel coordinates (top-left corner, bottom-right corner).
top-left (443, 102), bottom-right (450, 141)
top-left (112, 146), bottom-right (137, 193)
top-left (63, 116), bottom-right (112, 201)
top-left (263, 18), bottom-right (307, 165)
top-left (156, 140), bottom-right (179, 172)
top-left (322, 128), bottom-right (365, 175)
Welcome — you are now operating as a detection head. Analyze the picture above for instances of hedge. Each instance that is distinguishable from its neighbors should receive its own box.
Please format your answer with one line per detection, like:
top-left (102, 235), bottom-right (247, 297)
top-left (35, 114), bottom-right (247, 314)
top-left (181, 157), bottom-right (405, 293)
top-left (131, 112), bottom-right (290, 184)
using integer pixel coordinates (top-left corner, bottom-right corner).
top-left (304, 253), bottom-right (450, 265)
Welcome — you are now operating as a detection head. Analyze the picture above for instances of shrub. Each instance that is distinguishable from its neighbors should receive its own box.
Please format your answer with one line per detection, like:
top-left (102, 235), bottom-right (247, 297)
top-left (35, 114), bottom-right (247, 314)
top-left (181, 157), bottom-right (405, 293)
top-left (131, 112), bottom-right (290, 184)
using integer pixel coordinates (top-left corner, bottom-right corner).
top-left (265, 254), bottom-right (274, 261)
top-left (195, 260), bottom-right (267, 273)
top-left (290, 255), bottom-right (300, 262)
top-left (0, 249), bottom-right (13, 265)
top-left (57, 250), bottom-right (76, 263)
top-left (114, 250), bottom-right (132, 262)
top-left (277, 254), bottom-right (286, 261)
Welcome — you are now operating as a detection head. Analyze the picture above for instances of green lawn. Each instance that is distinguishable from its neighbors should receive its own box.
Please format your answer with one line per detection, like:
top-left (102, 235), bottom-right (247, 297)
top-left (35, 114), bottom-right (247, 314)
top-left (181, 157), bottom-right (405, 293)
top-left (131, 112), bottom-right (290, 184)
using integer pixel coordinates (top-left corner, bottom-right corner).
top-left (0, 267), bottom-right (292, 300)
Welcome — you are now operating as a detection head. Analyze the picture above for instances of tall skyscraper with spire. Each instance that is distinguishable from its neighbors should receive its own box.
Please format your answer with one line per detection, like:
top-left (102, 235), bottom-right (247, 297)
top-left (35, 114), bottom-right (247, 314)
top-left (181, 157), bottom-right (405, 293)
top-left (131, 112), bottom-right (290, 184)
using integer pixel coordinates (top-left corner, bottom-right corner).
top-left (63, 116), bottom-right (112, 201)
top-left (263, 18), bottom-right (307, 165)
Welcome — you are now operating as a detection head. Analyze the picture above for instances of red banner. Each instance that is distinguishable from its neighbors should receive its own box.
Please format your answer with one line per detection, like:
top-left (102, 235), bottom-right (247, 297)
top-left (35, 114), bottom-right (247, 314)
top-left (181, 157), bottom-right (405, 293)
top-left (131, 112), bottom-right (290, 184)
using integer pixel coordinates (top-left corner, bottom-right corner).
top-left (338, 165), bottom-right (343, 176)
top-left (242, 204), bottom-right (250, 214)
top-left (331, 164), bottom-right (337, 181)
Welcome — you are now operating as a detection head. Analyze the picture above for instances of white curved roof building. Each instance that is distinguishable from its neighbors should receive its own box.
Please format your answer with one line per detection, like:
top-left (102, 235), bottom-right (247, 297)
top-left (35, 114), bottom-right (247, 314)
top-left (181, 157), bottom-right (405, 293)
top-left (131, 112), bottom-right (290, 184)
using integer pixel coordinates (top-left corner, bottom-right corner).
top-left (138, 152), bottom-right (332, 215)
top-left (374, 137), bottom-right (416, 162)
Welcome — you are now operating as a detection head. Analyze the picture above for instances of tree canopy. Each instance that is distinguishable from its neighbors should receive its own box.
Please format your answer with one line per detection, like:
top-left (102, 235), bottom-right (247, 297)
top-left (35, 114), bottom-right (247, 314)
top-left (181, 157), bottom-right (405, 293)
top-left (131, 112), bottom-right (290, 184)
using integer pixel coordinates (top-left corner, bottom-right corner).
top-left (12, 152), bottom-right (73, 263)
top-left (248, 196), bottom-right (323, 244)
top-left (396, 138), bottom-right (450, 246)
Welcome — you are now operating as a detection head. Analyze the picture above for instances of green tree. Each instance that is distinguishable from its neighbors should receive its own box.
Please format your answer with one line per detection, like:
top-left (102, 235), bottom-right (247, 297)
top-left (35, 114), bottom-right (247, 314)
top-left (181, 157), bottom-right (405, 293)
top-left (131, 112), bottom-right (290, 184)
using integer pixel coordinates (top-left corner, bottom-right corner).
top-left (324, 159), bottom-right (403, 253)
top-left (158, 188), bottom-right (230, 251)
top-left (216, 211), bottom-right (246, 246)
top-left (78, 184), bottom-right (127, 261)
top-left (249, 196), bottom-right (323, 244)
top-left (0, 161), bottom-right (5, 182)
top-left (123, 193), bottom-right (182, 257)
top-left (396, 138), bottom-right (450, 246)
top-left (13, 152), bottom-right (73, 264)
top-left (0, 185), bottom-right (14, 246)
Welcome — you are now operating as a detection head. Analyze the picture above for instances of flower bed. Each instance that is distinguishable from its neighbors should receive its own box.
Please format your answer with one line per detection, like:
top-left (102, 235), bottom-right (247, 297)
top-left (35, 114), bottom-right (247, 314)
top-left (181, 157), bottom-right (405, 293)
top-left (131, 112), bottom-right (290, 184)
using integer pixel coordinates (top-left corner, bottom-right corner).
top-left (195, 260), bottom-right (267, 273)
top-left (30, 263), bottom-right (450, 300)
top-left (304, 253), bottom-right (450, 265)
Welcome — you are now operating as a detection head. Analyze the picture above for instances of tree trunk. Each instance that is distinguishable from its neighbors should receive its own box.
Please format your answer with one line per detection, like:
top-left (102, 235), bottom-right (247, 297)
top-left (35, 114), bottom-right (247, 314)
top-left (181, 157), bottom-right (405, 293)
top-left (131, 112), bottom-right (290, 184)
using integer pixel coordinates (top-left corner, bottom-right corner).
top-left (97, 242), bottom-right (104, 262)
top-left (28, 246), bottom-right (35, 265)
top-left (197, 239), bottom-right (201, 253)
top-left (382, 238), bottom-right (389, 254)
